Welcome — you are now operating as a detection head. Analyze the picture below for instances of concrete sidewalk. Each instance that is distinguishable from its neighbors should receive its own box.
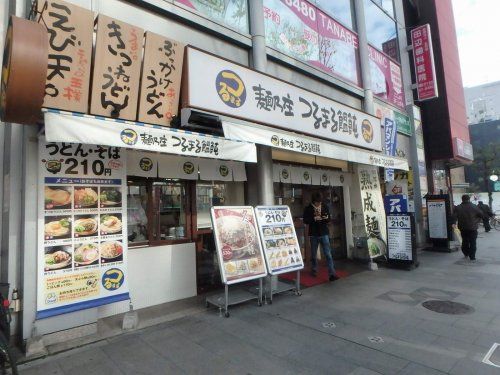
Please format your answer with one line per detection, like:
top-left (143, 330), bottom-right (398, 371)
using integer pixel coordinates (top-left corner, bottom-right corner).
top-left (20, 229), bottom-right (500, 374)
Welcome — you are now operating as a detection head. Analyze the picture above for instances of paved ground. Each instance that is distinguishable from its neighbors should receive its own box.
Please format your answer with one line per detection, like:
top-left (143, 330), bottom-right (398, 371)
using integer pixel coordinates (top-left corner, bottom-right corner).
top-left (20, 229), bottom-right (500, 374)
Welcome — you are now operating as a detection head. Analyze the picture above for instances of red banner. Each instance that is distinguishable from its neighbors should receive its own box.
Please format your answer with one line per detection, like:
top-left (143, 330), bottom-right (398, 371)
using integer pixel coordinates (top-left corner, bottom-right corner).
top-left (411, 24), bottom-right (438, 101)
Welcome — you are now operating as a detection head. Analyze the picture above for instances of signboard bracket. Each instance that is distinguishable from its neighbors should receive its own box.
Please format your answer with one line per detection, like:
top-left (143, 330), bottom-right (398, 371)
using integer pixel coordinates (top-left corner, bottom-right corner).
top-left (205, 280), bottom-right (263, 318)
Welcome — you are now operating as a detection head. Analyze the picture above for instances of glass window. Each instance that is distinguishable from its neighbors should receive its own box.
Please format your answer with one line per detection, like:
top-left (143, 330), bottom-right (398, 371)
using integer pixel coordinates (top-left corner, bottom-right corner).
top-left (372, 0), bottom-right (394, 16)
top-left (315, 0), bottom-right (353, 29)
top-left (127, 180), bottom-right (149, 245)
top-left (196, 182), bottom-right (244, 229)
top-left (175, 0), bottom-right (249, 34)
top-left (152, 180), bottom-right (188, 241)
top-left (364, 0), bottom-right (398, 60)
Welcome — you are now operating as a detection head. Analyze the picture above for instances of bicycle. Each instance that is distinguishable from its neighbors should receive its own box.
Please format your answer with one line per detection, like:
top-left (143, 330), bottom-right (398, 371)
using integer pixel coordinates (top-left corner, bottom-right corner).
top-left (491, 215), bottom-right (500, 231)
top-left (0, 284), bottom-right (17, 375)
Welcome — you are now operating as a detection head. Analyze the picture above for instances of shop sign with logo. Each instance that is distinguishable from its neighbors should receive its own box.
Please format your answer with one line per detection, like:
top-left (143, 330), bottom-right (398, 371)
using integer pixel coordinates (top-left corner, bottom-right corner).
top-left (358, 165), bottom-right (387, 258)
top-left (384, 195), bottom-right (408, 214)
top-left (255, 206), bottom-right (304, 275)
top-left (394, 111), bottom-right (412, 136)
top-left (453, 137), bottom-right (474, 161)
top-left (384, 117), bottom-right (397, 181)
top-left (127, 151), bottom-right (157, 177)
top-left (185, 47), bottom-right (381, 151)
top-left (368, 45), bottom-right (404, 110)
top-left (411, 24), bottom-right (438, 101)
top-left (211, 207), bottom-right (267, 285)
top-left (37, 138), bottom-right (129, 318)
top-left (91, 15), bottom-right (143, 120)
top-left (138, 32), bottom-right (184, 126)
top-left (36, 0), bottom-right (93, 113)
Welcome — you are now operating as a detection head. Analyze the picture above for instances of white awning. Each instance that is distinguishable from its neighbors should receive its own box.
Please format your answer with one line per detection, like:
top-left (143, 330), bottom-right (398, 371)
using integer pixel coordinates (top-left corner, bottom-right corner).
top-left (222, 120), bottom-right (408, 171)
top-left (43, 110), bottom-right (257, 163)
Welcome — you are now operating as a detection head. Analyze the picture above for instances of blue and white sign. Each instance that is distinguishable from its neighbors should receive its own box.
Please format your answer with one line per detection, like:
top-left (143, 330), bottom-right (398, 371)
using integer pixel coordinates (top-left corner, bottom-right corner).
top-left (387, 214), bottom-right (413, 261)
top-left (384, 117), bottom-right (397, 181)
top-left (384, 195), bottom-right (408, 214)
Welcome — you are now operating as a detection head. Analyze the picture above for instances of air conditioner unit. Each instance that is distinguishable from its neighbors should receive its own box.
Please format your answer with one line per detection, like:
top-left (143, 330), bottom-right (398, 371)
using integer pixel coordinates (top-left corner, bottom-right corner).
top-left (179, 108), bottom-right (223, 135)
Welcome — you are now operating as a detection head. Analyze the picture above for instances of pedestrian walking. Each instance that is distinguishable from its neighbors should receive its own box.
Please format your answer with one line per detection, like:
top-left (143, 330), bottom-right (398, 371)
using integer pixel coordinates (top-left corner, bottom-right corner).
top-left (303, 192), bottom-right (339, 281)
top-left (477, 201), bottom-right (494, 232)
top-left (452, 195), bottom-right (487, 261)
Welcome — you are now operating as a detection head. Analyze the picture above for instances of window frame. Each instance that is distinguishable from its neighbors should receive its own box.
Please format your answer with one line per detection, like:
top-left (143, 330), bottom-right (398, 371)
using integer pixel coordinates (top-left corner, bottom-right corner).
top-left (363, 0), bottom-right (399, 61)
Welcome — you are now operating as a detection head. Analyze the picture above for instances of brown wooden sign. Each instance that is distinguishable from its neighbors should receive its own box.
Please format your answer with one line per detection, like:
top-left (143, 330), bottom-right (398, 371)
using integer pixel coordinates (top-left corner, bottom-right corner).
top-left (0, 17), bottom-right (47, 124)
top-left (138, 32), bottom-right (184, 126)
top-left (36, 0), bottom-right (93, 113)
top-left (91, 15), bottom-right (143, 120)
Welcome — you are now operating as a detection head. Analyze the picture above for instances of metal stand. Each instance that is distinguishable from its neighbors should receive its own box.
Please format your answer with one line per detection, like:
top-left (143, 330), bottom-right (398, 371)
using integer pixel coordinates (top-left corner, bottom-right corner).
top-left (205, 278), bottom-right (263, 318)
top-left (265, 271), bottom-right (302, 304)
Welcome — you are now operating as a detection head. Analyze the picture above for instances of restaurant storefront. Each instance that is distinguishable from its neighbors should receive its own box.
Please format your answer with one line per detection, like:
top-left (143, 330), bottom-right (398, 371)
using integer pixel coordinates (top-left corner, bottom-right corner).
top-left (0, 0), bottom-right (415, 351)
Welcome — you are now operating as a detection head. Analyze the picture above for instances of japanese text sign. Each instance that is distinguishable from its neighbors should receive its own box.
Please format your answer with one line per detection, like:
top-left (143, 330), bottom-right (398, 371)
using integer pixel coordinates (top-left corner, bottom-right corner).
top-left (185, 47), bottom-right (381, 151)
top-left (91, 15), bottom-right (143, 120)
top-left (411, 24), bottom-right (438, 101)
top-left (384, 117), bottom-right (397, 181)
top-left (138, 32), bottom-right (184, 126)
top-left (387, 214), bottom-right (413, 261)
top-left (36, 0), bottom-right (93, 113)
top-left (384, 195), bottom-right (408, 214)
top-left (358, 165), bottom-right (387, 258)
top-left (368, 45), bottom-right (404, 110)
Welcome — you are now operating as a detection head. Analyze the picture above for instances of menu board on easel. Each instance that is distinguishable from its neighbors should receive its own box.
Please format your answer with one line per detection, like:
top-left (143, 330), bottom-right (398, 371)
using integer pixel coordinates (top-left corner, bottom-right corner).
top-left (211, 207), bottom-right (267, 285)
top-left (255, 206), bottom-right (304, 275)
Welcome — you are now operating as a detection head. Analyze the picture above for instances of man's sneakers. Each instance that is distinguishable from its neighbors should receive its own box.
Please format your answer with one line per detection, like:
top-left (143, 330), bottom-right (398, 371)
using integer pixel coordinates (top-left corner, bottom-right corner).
top-left (329, 274), bottom-right (340, 282)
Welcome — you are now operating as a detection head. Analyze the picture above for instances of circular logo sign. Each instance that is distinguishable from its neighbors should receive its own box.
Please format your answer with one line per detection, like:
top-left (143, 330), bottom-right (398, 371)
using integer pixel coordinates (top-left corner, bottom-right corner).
top-left (120, 128), bottom-right (138, 145)
top-left (340, 175), bottom-right (345, 183)
top-left (44, 159), bottom-right (62, 174)
top-left (281, 169), bottom-right (289, 180)
top-left (271, 135), bottom-right (279, 146)
top-left (183, 161), bottom-right (195, 175)
top-left (322, 173), bottom-right (328, 183)
top-left (361, 120), bottom-right (374, 143)
top-left (139, 157), bottom-right (153, 171)
top-left (102, 268), bottom-right (125, 291)
top-left (222, 244), bottom-right (233, 260)
top-left (215, 70), bottom-right (246, 108)
top-left (303, 171), bottom-right (310, 181)
top-left (219, 165), bottom-right (229, 177)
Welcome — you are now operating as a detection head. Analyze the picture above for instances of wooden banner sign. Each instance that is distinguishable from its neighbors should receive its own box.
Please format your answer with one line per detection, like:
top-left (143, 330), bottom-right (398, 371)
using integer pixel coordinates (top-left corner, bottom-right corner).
top-left (138, 32), bottom-right (184, 126)
top-left (0, 16), bottom-right (48, 124)
top-left (36, 0), bottom-right (94, 113)
top-left (91, 15), bottom-right (143, 120)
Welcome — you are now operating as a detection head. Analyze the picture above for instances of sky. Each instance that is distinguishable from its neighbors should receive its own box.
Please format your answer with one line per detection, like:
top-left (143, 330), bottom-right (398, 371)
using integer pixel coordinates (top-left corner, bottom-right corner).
top-left (453, 0), bottom-right (500, 88)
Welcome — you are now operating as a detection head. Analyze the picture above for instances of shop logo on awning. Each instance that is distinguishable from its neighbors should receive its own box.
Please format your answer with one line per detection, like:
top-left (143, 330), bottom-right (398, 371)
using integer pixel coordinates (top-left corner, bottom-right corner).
top-left (322, 173), bottom-right (328, 183)
top-left (183, 161), bottom-right (195, 175)
top-left (281, 169), bottom-right (289, 180)
top-left (120, 128), bottom-right (138, 145)
top-left (102, 268), bottom-right (125, 291)
top-left (303, 171), bottom-right (310, 181)
top-left (139, 157), bottom-right (153, 171)
top-left (215, 70), bottom-right (246, 108)
top-left (219, 164), bottom-right (229, 177)
top-left (361, 120), bottom-right (374, 143)
top-left (271, 135), bottom-right (279, 146)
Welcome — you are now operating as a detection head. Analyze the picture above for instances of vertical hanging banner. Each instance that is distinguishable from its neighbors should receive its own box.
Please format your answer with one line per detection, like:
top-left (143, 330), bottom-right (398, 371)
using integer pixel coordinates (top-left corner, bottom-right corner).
top-left (36, 0), bottom-right (93, 113)
top-left (411, 24), bottom-right (438, 101)
top-left (37, 138), bottom-right (129, 318)
top-left (368, 45), bottom-right (404, 110)
top-left (91, 15), bottom-right (143, 120)
top-left (358, 165), bottom-right (387, 258)
top-left (138, 32), bottom-right (185, 126)
top-left (384, 117), bottom-right (397, 181)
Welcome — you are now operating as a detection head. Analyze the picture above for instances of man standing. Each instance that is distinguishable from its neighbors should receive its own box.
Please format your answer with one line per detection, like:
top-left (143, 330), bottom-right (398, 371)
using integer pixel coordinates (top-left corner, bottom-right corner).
top-left (452, 195), bottom-right (486, 261)
top-left (477, 201), bottom-right (493, 232)
top-left (303, 192), bottom-right (339, 281)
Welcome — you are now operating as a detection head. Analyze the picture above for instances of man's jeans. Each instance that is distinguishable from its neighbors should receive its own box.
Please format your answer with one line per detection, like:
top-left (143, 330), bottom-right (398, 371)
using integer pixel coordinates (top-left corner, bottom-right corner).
top-left (461, 229), bottom-right (478, 260)
top-left (310, 235), bottom-right (335, 276)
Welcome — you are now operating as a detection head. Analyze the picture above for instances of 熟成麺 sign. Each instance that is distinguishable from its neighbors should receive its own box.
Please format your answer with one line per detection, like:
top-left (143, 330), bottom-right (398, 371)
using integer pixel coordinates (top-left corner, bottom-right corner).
top-left (184, 47), bottom-right (381, 151)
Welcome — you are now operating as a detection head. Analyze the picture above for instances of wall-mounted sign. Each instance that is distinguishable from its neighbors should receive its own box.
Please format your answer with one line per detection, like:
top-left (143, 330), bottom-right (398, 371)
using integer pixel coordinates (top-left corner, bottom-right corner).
top-left (255, 206), bottom-right (304, 275)
top-left (384, 195), bottom-right (408, 214)
top-left (394, 111), bottom-right (412, 136)
top-left (37, 138), bottom-right (129, 318)
top-left (384, 117), bottom-right (397, 181)
top-left (91, 15), bottom-right (143, 120)
top-left (411, 24), bottom-right (438, 101)
top-left (358, 165), bottom-right (387, 258)
top-left (453, 137), bottom-right (473, 161)
top-left (138, 32), bottom-right (184, 126)
top-left (0, 16), bottom-right (47, 124)
top-left (186, 47), bottom-right (381, 150)
top-left (211, 207), bottom-right (267, 285)
top-left (368, 45), bottom-right (404, 110)
top-left (36, 0), bottom-right (93, 113)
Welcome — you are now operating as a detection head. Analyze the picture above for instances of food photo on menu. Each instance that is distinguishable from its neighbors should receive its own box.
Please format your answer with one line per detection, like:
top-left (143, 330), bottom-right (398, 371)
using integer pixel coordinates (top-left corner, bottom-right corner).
top-left (73, 215), bottom-right (99, 238)
top-left (74, 186), bottom-right (99, 209)
top-left (44, 186), bottom-right (72, 210)
top-left (44, 216), bottom-right (72, 240)
top-left (100, 214), bottom-right (123, 235)
top-left (44, 246), bottom-right (72, 271)
top-left (100, 241), bottom-right (123, 264)
top-left (100, 187), bottom-right (122, 208)
top-left (73, 242), bottom-right (100, 268)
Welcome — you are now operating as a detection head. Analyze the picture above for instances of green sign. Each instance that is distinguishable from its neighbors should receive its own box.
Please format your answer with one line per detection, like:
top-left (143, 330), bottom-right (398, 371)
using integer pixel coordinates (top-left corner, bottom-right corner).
top-left (394, 111), bottom-right (412, 136)
top-left (494, 181), bottom-right (500, 192)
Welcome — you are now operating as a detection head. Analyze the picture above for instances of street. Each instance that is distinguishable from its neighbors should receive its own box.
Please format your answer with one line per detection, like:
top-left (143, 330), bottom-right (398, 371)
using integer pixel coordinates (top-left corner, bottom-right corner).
top-left (19, 229), bottom-right (500, 375)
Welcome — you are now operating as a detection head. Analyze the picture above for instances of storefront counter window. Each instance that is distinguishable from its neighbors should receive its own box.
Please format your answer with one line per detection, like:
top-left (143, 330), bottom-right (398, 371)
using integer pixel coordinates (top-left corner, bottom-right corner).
top-left (153, 180), bottom-right (189, 242)
top-left (127, 180), bottom-right (149, 246)
top-left (196, 182), bottom-right (244, 229)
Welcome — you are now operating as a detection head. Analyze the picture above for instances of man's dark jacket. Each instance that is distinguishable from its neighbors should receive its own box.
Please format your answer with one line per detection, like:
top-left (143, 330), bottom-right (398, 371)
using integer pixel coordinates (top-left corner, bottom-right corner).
top-left (478, 203), bottom-right (493, 217)
top-left (303, 203), bottom-right (330, 237)
top-left (452, 202), bottom-right (485, 231)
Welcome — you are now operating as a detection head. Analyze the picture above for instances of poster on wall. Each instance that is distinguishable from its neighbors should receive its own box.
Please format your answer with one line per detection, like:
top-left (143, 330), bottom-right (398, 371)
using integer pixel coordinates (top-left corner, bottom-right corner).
top-left (255, 206), bottom-right (304, 275)
top-left (387, 214), bottom-right (413, 261)
top-left (211, 207), bottom-right (267, 284)
top-left (358, 165), bottom-right (387, 258)
top-left (37, 139), bottom-right (129, 318)
top-left (427, 199), bottom-right (447, 239)
top-left (263, 0), bottom-right (359, 85)
top-left (368, 45), bottom-right (404, 110)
